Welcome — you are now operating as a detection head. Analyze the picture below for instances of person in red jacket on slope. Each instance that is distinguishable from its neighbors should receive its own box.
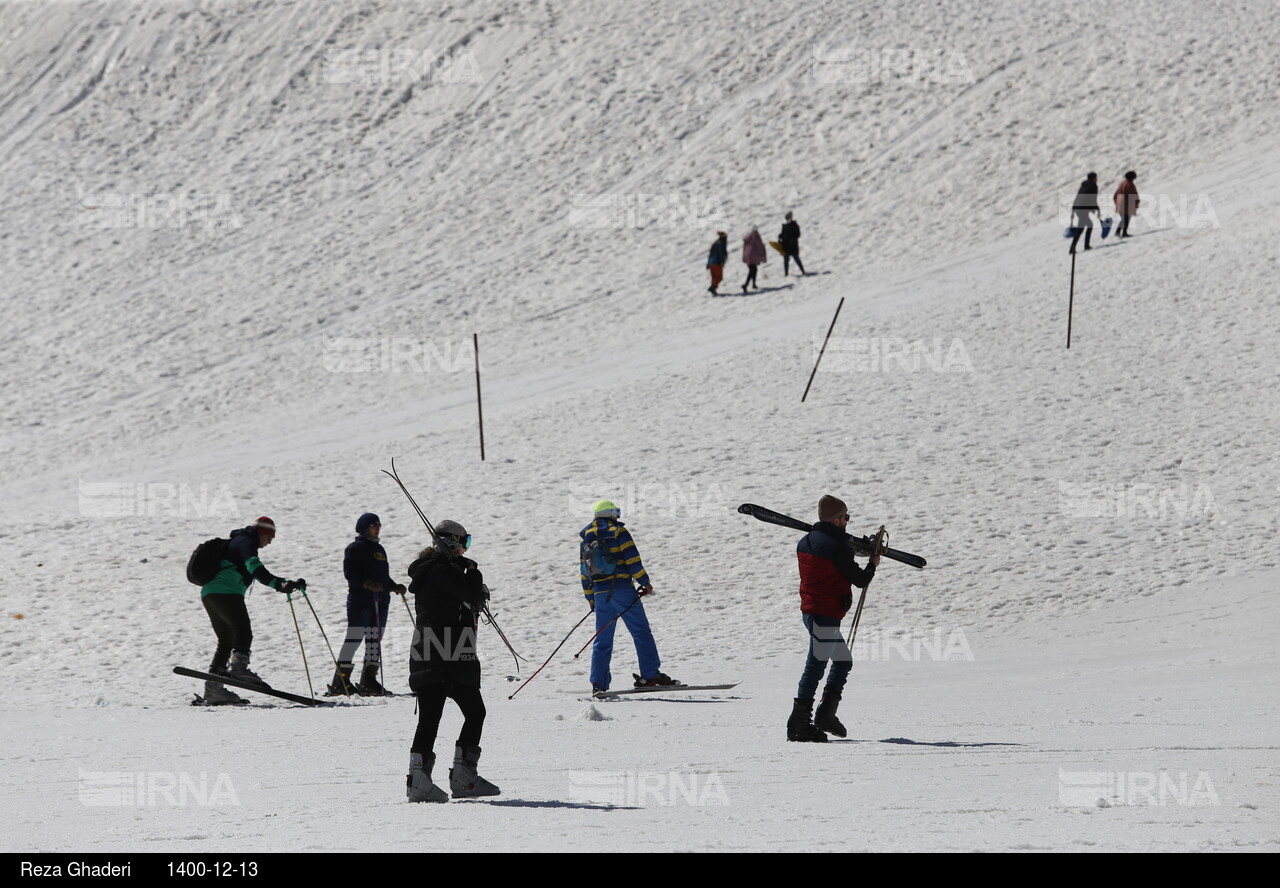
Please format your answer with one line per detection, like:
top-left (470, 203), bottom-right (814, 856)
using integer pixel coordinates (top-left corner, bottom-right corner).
top-left (788, 495), bottom-right (880, 743)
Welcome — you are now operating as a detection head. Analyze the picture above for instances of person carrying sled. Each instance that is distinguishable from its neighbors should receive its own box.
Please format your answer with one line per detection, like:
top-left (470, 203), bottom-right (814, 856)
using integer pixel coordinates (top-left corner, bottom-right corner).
top-left (1069, 172), bottom-right (1103, 255)
top-left (199, 517), bottom-right (307, 704)
top-left (741, 226), bottom-right (767, 293)
top-left (1114, 170), bottom-right (1140, 239)
top-left (327, 512), bottom-right (407, 696)
top-left (778, 211), bottom-right (806, 276)
top-left (706, 231), bottom-right (728, 295)
top-left (405, 520), bottom-right (499, 803)
top-left (579, 499), bottom-right (677, 694)
top-left (788, 495), bottom-right (879, 742)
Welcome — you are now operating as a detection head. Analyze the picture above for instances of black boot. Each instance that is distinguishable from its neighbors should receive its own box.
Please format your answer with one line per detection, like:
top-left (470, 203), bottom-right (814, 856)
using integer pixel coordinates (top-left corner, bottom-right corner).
top-left (814, 688), bottom-right (847, 738)
top-left (786, 698), bottom-right (828, 742)
top-left (324, 663), bottom-right (356, 697)
top-left (356, 664), bottom-right (388, 696)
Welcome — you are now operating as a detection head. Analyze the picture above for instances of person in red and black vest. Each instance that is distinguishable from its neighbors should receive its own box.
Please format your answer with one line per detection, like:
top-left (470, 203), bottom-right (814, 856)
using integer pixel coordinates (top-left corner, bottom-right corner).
top-left (788, 495), bottom-right (879, 742)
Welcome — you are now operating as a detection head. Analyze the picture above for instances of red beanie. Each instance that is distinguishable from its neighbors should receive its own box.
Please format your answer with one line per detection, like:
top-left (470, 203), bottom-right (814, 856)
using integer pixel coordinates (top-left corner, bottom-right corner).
top-left (253, 516), bottom-right (276, 536)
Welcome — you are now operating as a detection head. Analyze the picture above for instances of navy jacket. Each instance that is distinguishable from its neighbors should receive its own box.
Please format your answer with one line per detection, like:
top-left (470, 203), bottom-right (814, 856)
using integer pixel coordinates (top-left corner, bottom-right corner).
top-left (707, 237), bottom-right (728, 267)
top-left (344, 535), bottom-right (397, 597)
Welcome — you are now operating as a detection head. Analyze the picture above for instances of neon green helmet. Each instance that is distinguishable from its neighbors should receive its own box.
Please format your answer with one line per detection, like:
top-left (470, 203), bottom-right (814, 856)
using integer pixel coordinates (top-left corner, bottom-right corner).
top-left (593, 499), bottom-right (620, 518)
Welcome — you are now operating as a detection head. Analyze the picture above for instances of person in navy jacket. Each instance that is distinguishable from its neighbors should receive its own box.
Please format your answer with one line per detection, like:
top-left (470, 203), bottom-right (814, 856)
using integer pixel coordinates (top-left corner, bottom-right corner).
top-left (788, 495), bottom-right (879, 742)
top-left (327, 512), bottom-right (406, 696)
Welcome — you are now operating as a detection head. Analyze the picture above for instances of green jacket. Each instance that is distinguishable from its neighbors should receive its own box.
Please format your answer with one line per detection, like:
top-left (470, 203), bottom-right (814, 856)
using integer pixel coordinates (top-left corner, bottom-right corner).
top-left (200, 527), bottom-right (288, 598)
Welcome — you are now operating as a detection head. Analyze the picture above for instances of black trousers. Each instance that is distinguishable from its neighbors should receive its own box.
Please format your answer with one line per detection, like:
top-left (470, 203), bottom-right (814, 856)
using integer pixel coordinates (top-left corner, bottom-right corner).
top-left (783, 251), bottom-right (805, 275)
top-left (203, 593), bottom-right (252, 669)
top-left (1070, 210), bottom-right (1094, 252)
top-left (412, 684), bottom-right (486, 753)
top-left (744, 264), bottom-right (758, 288)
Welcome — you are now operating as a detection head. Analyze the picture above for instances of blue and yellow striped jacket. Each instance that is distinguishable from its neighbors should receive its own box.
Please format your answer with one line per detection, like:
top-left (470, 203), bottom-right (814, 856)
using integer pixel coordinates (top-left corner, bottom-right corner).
top-left (579, 518), bottom-right (651, 597)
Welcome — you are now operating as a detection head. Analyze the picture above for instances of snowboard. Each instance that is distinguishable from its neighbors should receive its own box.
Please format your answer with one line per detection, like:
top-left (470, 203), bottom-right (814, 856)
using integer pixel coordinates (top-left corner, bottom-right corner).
top-left (1100, 216), bottom-right (1113, 239)
top-left (592, 682), bottom-right (740, 699)
top-left (768, 240), bottom-right (786, 255)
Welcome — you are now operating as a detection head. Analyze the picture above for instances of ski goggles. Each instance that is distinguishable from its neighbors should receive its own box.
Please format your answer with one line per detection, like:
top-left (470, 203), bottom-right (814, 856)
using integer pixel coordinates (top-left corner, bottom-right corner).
top-left (441, 532), bottom-right (472, 550)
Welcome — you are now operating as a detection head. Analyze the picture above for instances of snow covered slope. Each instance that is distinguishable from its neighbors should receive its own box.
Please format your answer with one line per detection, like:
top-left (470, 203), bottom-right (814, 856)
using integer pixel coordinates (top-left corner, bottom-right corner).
top-left (1, 0), bottom-right (1278, 853)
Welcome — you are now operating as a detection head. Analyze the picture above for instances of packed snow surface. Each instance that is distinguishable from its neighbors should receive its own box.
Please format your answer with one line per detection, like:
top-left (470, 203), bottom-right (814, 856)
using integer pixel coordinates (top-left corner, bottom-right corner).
top-left (1, 0), bottom-right (1278, 852)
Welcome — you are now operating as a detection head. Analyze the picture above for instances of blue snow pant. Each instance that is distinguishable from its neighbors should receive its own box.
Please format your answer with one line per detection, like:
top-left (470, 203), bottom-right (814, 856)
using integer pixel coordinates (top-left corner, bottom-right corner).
top-left (338, 590), bottom-right (391, 667)
top-left (796, 614), bottom-right (852, 701)
top-left (590, 583), bottom-right (660, 690)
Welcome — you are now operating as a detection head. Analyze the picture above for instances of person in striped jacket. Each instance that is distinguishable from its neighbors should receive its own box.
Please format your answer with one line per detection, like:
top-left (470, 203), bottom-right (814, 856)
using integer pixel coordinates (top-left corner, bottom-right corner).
top-left (579, 499), bottom-right (678, 694)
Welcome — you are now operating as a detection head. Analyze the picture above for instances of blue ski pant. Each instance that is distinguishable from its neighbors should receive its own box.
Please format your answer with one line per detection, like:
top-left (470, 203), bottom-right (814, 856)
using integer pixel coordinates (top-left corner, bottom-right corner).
top-left (796, 613), bottom-right (852, 701)
top-left (590, 584), bottom-right (660, 690)
top-left (338, 590), bottom-right (391, 667)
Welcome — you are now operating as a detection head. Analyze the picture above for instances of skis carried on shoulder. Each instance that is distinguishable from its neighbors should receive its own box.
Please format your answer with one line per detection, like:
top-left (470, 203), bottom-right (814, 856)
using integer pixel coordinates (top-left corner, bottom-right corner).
top-left (591, 682), bottom-right (740, 699)
top-left (737, 503), bottom-right (926, 569)
top-left (174, 666), bottom-right (333, 707)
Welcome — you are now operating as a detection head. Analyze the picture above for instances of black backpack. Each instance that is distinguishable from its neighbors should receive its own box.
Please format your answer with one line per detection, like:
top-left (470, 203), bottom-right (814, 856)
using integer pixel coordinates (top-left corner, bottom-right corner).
top-left (186, 538), bottom-right (230, 586)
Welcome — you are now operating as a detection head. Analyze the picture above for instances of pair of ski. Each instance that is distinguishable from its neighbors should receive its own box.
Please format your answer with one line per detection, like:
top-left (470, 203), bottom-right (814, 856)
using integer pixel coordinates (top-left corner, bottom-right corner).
top-left (737, 503), bottom-right (926, 569)
top-left (592, 682), bottom-right (740, 699)
top-left (175, 666), bottom-right (333, 707)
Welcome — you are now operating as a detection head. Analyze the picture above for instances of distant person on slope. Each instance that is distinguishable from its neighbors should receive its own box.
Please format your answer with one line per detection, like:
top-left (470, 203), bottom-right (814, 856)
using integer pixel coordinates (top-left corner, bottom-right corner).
top-left (1114, 171), bottom-right (1140, 239)
top-left (199, 517), bottom-right (306, 704)
top-left (779, 211), bottom-right (806, 276)
top-left (706, 231), bottom-right (728, 295)
top-left (742, 226), bottom-right (767, 293)
top-left (327, 512), bottom-right (406, 697)
top-left (579, 499), bottom-right (678, 694)
top-left (406, 520), bottom-right (499, 802)
top-left (1069, 172), bottom-right (1103, 255)
top-left (788, 495), bottom-right (879, 743)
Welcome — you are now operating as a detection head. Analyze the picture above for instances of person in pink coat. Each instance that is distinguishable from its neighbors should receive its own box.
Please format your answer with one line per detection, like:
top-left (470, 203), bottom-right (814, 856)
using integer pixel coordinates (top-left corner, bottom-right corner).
top-left (741, 226), bottom-right (767, 293)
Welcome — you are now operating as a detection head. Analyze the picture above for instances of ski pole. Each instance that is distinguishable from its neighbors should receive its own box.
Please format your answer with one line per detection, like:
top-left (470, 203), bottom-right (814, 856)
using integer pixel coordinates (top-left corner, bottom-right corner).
top-left (374, 596), bottom-right (385, 692)
top-left (802, 296), bottom-right (845, 402)
top-left (481, 601), bottom-right (527, 671)
top-left (300, 588), bottom-right (344, 674)
top-left (383, 459), bottom-right (526, 667)
top-left (573, 595), bottom-right (642, 659)
top-left (847, 526), bottom-right (887, 648)
top-left (286, 590), bottom-right (316, 700)
top-left (509, 609), bottom-right (593, 700)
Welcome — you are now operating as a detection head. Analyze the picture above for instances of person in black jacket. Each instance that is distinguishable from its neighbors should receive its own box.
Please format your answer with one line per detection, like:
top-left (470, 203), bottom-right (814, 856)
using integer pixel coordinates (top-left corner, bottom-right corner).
top-left (779, 212), bottom-right (806, 276)
top-left (405, 520), bottom-right (499, 803)
top-left (327, 513), bottom-right (406, 696)
top-left (1069, 172), bottom-right (1102, 255)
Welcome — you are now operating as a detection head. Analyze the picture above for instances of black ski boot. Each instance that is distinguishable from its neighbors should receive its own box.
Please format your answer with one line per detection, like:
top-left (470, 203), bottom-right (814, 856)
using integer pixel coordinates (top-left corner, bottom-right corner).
top-left (324, 663), bottom-right (357, 697)
top-left (787, 698), bottom-right (829, 742)
top-left (814, 688), bottom-right (847, 738)
top-left (356, 664), bottom-right (388, 696)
